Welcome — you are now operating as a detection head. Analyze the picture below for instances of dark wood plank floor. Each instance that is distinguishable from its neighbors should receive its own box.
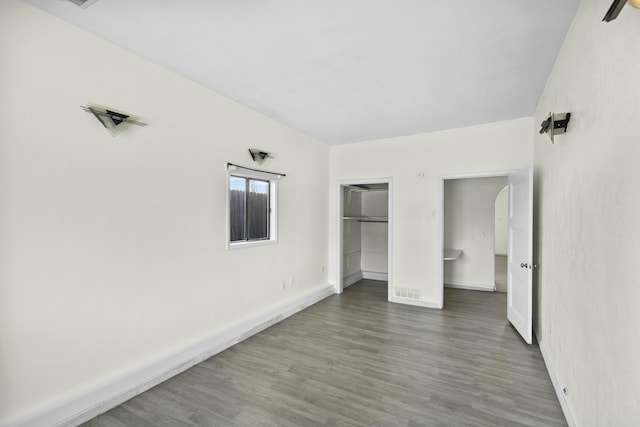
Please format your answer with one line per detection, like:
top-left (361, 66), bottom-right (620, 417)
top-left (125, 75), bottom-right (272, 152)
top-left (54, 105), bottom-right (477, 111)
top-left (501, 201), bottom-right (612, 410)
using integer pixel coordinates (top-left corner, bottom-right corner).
top-left (83, 280), bottom-right (566, 427)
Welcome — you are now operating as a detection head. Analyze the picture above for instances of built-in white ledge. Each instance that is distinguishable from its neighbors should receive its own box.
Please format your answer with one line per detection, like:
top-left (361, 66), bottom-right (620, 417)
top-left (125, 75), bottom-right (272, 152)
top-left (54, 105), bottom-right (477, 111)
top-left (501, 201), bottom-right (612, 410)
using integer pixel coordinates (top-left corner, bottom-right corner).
top-left (444, 248), bottom-right (462, 261)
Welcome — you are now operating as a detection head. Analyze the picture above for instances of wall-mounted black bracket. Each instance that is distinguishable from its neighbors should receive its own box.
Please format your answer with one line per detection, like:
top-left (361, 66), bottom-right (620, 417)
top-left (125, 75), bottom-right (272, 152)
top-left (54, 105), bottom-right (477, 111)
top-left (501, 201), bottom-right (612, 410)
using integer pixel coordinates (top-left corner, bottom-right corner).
top-left (539, 112), bottom-right (571, 143)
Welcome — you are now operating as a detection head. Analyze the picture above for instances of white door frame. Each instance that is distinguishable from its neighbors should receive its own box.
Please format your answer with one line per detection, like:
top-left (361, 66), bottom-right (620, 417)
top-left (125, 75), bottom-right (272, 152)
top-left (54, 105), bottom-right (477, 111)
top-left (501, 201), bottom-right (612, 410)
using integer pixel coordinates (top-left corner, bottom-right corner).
top-left (336, 178), bottom-right (393, 301)
top-left (437, 170), bottom-right (516, 309)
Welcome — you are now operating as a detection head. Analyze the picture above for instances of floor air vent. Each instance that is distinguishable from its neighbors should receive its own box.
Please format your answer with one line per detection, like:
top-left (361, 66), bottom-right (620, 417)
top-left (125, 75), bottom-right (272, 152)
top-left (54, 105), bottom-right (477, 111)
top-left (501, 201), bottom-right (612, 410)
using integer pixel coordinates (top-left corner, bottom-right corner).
top-left (395, 287), bottom-right (421, 300)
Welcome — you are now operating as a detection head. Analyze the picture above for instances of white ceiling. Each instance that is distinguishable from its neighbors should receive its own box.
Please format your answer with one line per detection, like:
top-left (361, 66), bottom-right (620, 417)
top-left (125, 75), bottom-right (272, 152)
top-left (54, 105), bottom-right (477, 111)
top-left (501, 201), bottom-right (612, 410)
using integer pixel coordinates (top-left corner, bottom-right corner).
top-left (26, 0), bottom-right (579, 144)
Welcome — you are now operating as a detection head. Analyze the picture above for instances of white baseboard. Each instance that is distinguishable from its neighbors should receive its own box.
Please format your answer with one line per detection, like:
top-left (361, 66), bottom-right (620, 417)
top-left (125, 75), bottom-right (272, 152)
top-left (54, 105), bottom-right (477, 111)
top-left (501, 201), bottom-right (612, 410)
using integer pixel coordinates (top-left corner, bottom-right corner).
top-left (344, 271), bottom-right (388, 289)
top-left (362, 271), bottom-right (388, 281)
top-left (343, 272), bottom-right (363, 288)
top-left (3, 285), bottom-right (335, 427)
top-left (537, 334), bottom-right (576, 427)
top-left (389, 296), bottom-right (442, 309)
top-left (444, 280), bottom-right (494, 292)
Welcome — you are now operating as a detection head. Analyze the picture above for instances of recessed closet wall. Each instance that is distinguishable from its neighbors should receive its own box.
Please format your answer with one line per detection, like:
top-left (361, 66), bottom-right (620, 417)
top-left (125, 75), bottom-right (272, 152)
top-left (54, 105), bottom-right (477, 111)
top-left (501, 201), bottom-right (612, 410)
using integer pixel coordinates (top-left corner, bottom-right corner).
top-left (342, 184), bottom-right (389, 286)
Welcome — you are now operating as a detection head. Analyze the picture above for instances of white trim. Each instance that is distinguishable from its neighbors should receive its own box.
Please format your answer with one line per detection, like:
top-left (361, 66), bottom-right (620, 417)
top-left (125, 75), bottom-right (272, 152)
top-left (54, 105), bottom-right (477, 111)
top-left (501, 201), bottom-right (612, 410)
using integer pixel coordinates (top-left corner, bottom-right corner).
top-left (438, 176), bottom-right (445, 308)
top-left (3, 285), bottom-right (334, 427)
top-left (228, 239), bottom-right (278, 250)
top-left (343, 272), bottom-right (363, 288)
top-left (444, 281), bottom-right (495, 292)
top-left (342, 271), bottom-right (388, 289)
top-left (437, 169), bottom-right (517, 309)
top-left (362, 271), bottom-right (388, 281)
top-left (439, 169), bottom-right (517, 181)
top-left (389, 296), bottom-right (442, 309)
top-left (537, 336), bottom-right (576, 427)
top-left (387, 181), bottom-right (394, 302)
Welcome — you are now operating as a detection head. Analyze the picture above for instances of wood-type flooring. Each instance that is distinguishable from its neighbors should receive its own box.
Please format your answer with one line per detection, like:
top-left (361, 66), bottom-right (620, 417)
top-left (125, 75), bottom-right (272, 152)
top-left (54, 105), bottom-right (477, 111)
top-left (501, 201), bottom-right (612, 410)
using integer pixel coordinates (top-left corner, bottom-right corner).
top-left (83, 280), bottom-right (566, 427)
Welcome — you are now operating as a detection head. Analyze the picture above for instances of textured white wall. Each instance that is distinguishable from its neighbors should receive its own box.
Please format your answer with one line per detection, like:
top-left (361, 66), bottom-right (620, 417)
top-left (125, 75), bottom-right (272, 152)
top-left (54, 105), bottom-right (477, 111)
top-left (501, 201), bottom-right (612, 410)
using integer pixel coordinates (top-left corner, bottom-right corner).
top-left (534, 0), bottom-right (640, 425)
top-left (444, 177), bottom-right (507, 287)
top-left (0, 2), bottom-right (328, 423)
top-left (329, 117), bottom-right (533, 304)
top-left (494, 186), bottom-right (509, 256)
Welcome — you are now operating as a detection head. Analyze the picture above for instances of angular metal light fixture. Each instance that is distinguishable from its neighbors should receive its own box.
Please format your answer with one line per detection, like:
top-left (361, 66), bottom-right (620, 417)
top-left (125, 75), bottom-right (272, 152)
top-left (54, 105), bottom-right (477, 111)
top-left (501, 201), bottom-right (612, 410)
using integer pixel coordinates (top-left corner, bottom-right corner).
top-left (81, 103), bottom-right (147, 137)
top-left (603, 0), bottom-right (640, 22)
top-left (248, 148), bottom-right (273, 165)
top-left (539, 112), bottom-right (571, 144)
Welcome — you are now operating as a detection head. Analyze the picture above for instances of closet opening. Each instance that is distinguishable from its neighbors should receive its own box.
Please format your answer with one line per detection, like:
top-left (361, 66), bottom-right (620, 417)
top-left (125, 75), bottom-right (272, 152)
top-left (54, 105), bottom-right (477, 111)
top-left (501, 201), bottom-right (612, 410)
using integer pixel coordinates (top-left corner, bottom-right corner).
top-left (336, 179), bottom-right (392, 301)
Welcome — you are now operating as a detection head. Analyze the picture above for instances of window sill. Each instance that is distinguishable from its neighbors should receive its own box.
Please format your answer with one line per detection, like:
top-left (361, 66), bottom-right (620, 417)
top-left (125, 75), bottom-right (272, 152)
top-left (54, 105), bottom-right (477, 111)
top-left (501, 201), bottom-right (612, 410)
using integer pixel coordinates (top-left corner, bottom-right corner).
top-left (227, 239), bottom-right (278, 250)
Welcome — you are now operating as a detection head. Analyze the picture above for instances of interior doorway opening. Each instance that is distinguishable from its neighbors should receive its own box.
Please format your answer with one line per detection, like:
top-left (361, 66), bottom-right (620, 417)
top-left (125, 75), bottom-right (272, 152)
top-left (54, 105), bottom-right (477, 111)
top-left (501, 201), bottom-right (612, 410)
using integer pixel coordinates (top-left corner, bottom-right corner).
top-left (442, 176), bottom-right (508, 292)
top-left (438, 168), bottom-right (534, 344)
top-left (438, 170), bottom-right (514, 309)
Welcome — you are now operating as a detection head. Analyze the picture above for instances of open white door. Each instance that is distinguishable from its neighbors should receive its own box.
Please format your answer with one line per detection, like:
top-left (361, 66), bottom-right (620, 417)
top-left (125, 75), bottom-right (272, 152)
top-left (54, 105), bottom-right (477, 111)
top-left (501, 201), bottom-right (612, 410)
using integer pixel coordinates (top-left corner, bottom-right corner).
top-left (507, 167), bottom-right (533, 344)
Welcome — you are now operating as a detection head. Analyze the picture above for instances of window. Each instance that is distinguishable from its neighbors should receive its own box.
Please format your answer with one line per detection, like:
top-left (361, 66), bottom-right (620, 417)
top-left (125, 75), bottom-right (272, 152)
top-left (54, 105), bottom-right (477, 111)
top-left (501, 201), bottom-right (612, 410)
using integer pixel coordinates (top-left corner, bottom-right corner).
top-left (228, 167), bottom-right (278, 248)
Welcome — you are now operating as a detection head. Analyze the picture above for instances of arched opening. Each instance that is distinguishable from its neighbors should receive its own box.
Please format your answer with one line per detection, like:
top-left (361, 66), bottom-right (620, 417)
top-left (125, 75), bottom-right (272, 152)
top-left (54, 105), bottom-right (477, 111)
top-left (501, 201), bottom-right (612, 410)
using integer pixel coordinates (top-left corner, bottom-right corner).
top-left (494, 185), bottom-right (509, 292)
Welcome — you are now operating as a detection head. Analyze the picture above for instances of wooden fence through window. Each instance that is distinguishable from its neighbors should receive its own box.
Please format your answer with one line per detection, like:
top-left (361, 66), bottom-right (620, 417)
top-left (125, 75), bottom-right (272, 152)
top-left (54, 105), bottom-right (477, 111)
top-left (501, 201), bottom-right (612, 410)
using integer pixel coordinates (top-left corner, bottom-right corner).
top-left (230, 189), bottom-right (269, 241)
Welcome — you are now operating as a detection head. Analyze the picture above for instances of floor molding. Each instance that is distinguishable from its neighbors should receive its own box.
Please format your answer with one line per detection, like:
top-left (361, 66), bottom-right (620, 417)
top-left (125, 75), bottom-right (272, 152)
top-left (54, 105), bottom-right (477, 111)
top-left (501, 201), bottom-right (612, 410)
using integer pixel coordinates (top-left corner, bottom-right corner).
top-left (343, 272), bottom-right (363, 289)
top-left (537, 334), bottom-right (576, 427)
top-left (362, 271), bottom-right (388, 281)
top-left (444, 281), bottom-right (494, 292)
top-left (389, 296), bottom-right (442, 309)
top-left (3, 285), bottom-right (335, 427)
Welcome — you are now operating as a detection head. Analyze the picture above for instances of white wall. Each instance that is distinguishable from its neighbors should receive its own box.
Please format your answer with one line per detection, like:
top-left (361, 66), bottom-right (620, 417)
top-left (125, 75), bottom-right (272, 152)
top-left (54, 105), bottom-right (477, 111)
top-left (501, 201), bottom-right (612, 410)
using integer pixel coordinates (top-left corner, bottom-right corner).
top-left (533, 0), bottom-right (640, 425)
top-left (0, 1), bottom-right (329, 424)
top-left (494, 186), bottom-right (509, 256)
top-left (361, 190), bottom-right (388, 274)
top-left (444, 177), bottom-right (507, 288)
top-left (329, 117), bottom-right (533, 306)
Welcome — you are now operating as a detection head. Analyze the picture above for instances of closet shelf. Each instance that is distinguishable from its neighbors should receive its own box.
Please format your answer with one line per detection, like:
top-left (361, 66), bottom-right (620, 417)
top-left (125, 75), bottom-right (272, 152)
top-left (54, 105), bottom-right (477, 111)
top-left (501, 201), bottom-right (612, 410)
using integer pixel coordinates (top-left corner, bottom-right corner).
top-left (343, 216), bottom-right (388, 223)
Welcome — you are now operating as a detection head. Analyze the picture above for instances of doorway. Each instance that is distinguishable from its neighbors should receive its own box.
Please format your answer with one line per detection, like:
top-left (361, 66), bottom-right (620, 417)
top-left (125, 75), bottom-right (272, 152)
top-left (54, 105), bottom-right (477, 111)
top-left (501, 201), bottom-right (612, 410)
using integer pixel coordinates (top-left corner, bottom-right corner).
top-left (437, 170), bottom-right (515, 309)
top-left (438, 168), bottom-right (534, 344)
top-left (336, 179), bottom-right (393, 301)
top-left (442, 176), bottom-right (508, 292)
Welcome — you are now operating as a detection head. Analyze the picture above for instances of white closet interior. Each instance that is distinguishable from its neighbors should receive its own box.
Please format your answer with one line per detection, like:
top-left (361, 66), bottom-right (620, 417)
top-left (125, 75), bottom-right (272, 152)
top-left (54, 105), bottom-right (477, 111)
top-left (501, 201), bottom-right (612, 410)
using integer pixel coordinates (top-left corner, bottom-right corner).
top-left (342, 184), bottom-right (389, 287)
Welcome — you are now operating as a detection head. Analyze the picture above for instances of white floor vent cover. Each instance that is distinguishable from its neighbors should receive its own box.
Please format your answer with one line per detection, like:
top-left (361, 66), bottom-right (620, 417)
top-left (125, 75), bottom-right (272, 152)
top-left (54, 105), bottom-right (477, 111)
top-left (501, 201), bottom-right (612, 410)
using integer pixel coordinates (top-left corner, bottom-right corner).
top-left (395, 287), bottom-right (421, 299)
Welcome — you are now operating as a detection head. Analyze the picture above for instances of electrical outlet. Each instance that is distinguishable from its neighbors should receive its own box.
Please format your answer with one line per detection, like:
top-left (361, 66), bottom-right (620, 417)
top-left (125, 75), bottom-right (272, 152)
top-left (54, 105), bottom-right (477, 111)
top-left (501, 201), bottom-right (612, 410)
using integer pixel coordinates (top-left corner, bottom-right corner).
top-left (481, 228), bottom-right (487, 237)
top-left (280, 282), bottom-right (285, 291)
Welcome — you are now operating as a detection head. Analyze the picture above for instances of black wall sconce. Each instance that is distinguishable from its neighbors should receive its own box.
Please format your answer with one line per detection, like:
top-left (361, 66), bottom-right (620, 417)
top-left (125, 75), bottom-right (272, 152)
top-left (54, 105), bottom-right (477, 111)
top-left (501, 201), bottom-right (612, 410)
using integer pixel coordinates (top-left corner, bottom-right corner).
top-left (603, 0), bottom-right (640, 22)
top-left (539, 112), bottom-right (571, 144)
top-left (248, 148), bottom-right (273, 165)
top-left (81, 103), bottom-right (147, 137)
